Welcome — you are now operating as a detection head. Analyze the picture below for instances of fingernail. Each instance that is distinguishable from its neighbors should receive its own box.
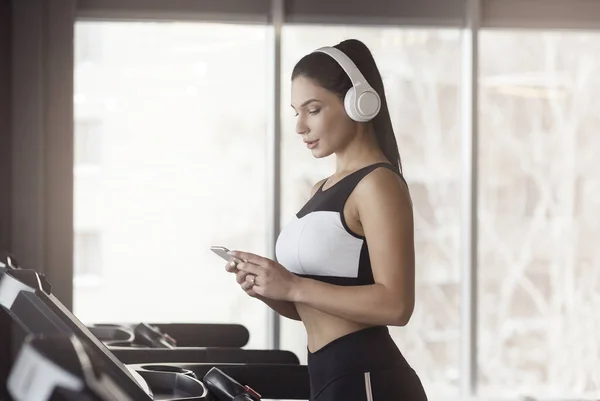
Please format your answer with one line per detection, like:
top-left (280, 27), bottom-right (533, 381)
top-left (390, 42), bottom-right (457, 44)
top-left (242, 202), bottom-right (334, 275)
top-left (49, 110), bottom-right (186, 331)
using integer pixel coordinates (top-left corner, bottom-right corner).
top-left (229, 261), bottom-right (236, 267)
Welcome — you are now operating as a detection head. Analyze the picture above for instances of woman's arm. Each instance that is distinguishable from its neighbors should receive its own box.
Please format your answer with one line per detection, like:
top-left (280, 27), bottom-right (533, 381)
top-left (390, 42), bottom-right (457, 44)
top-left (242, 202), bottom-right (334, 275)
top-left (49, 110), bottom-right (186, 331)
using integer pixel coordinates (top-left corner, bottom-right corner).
top-left (249, 178), bottom-right (328, 322)
top-left (254, 295), bottom-right (301, 321)
top-left (290, 168), bottom-right (415, 326)
top-left (232, 260), bottom-right (302, 321)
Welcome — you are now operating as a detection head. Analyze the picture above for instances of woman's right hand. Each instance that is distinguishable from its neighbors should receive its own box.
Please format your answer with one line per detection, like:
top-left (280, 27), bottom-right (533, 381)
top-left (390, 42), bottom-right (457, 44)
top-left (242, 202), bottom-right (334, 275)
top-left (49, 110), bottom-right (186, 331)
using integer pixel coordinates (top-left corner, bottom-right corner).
top-left (225, 260), bottom-right (258, 297)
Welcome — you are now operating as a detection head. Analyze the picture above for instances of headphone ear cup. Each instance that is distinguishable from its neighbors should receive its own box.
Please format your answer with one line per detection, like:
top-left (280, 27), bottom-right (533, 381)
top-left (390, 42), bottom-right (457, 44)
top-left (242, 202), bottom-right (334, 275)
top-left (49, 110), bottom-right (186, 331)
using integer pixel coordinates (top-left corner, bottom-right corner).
top-left (344, 86), bottom-right (380, 122)
top-left (357, 88), bottom-right (381, 121)
top-left (344, 87), bottom-right (363, 122)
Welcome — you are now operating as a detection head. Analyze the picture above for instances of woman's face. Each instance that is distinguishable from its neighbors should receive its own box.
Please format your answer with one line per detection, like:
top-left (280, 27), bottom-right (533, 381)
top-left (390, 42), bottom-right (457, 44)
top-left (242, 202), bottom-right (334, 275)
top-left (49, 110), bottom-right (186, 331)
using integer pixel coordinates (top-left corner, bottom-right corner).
top-left (291, 75), bottom-right (357, 158)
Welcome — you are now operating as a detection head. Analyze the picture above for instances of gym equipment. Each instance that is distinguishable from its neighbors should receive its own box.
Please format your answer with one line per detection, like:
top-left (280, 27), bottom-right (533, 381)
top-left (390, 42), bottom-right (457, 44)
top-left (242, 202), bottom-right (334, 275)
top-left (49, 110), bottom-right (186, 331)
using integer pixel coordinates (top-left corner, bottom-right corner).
top-left (203, 367), bottom-right (261, 401)
top-left (86, 322), bottom-right (299, 365)
top-left (0, 253), bottom-right (298, 366)
top-left (0, 252), bottom-right (22, 272)
top-left (0, 265), bottom-right (310, 400)
top-left (0, 268), bottom-right (160, 400)
top-left (131, 362), bottom-right (308, 400)
top-left (7, 334), bottom-right (276, 401)
top-left (108, 345), bottom-right (299, 365)
top-left (8, 334), bottom-right (160, 401)
top-left (87, 323), bottom-right (136, 346)
top-left (88, 321), bottom-right (250, 348)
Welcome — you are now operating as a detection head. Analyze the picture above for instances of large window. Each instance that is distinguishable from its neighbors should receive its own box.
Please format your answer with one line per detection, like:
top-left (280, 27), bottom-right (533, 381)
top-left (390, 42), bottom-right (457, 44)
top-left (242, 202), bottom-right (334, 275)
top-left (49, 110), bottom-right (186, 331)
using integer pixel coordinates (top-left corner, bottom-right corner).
top-left (70, 17), bottom-right (600, 401)
top-left (479, 30), bottom-right (600, 398)
top-left (279, 26), bottom-right (463, 397)
top-left (73, 22), bottom-right (271, 349)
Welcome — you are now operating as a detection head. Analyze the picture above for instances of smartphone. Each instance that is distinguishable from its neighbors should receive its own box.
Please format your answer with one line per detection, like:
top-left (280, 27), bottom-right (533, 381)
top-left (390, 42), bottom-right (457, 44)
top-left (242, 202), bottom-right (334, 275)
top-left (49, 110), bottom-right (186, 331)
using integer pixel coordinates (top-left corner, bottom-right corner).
top-left (210, 246), bottom-right (243, 264)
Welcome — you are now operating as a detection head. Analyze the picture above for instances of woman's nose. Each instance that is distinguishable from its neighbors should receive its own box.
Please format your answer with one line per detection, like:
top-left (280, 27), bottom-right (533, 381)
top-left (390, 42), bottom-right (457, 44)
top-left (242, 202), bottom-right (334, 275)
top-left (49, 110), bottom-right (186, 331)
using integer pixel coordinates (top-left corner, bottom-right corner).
top-left (296, 117), bottom-right (309, 136)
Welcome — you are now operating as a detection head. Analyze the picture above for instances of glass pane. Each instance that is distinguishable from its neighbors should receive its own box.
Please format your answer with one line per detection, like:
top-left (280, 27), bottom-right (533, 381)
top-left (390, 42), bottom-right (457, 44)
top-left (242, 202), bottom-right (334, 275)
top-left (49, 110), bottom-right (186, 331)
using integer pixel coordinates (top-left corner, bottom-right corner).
top-left (479, 30), bottom-right (600, 398)
top-left (73, 21), bottom-right (271, 349)
top-left (280, 26), bottom-right (462, 397)
top-left (74, 231), bottom-right (102, 278)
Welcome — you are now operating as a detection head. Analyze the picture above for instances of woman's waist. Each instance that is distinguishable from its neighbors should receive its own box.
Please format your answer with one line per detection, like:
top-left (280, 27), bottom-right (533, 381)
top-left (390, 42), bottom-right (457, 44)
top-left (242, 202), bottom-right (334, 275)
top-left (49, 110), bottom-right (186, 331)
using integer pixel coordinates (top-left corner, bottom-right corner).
top-left (296, 305), bottom-right (410, 367)
top-left (296, 304), bottom-right (371, 352)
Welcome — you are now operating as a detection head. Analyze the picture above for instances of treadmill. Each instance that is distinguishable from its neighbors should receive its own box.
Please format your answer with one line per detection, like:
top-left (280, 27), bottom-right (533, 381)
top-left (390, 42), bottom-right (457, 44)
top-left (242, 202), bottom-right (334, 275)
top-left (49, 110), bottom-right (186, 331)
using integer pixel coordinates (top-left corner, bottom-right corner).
top-left (86, 322), bottom-right (299, 365)
top-left (0, 265), bottom-right (310, 400)
top-left (7, 334), bottom-right (170, 400)
top-left (7, 333), bottom-right (293, 401)
top-left (87, 322), bottom-right (250, 348)
top-left (0, 254), bottom-right (300, 366)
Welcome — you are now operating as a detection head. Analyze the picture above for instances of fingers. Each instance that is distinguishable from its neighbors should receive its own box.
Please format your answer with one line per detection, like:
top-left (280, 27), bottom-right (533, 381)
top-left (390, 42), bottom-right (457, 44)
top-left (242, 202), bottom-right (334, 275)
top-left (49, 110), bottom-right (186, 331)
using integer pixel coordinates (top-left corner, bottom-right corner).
top-left (240, 274), bottom-right (264, 298)
top-left (240, 274), bottom-right (256, 291)
top-left (225, 260), bottom-right (239, 273)
top-left (225, 253), bottom-right (265, 297)
top-left (228, 251), bottom-right (265, 266)
top-left (236, 269), bottom-right (251, 284)
top-left (236, 261), bottom-right (262, 276)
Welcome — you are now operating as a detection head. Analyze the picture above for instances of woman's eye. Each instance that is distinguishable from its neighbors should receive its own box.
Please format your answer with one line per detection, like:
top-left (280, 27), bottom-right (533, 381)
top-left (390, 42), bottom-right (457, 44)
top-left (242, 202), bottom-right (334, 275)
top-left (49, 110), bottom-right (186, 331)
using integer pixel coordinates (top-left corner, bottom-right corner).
top-left (308, 109), bottom-right (320, 115)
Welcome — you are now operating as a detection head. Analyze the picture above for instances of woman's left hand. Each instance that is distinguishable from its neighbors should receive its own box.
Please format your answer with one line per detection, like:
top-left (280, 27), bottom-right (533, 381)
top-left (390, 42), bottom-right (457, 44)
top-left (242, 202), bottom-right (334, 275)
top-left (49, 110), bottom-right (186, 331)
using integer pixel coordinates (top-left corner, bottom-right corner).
top-left (227, 250), bottom-right (300, 301)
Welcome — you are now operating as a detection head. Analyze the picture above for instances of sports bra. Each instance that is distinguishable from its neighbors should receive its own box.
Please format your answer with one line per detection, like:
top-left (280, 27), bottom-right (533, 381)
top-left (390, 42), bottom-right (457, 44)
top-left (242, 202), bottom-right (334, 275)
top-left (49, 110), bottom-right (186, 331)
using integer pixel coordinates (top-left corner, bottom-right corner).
top-left (275, 162), bottom-right (406, 286)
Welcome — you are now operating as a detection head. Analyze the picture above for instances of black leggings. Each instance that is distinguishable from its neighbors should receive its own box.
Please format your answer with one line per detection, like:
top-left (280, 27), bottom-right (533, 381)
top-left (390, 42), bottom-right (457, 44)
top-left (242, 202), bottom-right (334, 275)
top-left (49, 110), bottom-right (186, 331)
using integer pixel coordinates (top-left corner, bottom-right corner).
top-left (307, 326), bottom-right (428, 401)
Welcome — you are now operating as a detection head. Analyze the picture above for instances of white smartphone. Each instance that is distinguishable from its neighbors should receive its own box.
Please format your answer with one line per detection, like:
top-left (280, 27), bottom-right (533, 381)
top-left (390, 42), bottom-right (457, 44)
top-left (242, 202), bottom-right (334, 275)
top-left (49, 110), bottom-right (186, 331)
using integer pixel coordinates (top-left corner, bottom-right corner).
top-left (210, 246), bottom-right (243, 264)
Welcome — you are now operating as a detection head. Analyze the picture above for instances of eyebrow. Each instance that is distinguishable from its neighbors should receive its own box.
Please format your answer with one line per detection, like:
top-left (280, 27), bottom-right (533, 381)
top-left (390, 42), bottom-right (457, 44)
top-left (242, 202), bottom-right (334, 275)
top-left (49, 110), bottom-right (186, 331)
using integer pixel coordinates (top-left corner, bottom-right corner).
top-left (291, 98), bottom-right (320, 111)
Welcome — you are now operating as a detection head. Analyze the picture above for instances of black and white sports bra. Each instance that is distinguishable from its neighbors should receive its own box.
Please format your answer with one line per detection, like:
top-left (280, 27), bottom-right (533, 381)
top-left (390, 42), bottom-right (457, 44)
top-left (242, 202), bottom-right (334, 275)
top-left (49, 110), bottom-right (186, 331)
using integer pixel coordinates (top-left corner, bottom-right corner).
top-left (275, 162), bottom-right (406, 286)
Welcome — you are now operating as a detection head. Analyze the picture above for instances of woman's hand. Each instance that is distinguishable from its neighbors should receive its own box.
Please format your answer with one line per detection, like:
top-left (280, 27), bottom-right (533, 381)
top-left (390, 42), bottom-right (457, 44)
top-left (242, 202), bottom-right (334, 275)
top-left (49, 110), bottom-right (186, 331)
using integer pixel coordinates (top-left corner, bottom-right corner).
top-left (224, 260), bottom-right (258, 297)
top-left (227, 250), bottom-right (300, 301)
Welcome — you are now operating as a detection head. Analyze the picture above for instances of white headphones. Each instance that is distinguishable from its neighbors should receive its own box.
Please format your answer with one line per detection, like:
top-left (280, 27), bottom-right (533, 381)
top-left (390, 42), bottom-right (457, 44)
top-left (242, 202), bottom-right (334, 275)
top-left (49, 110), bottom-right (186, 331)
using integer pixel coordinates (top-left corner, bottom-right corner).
top-left (314, 46), bottom-right (381, 122)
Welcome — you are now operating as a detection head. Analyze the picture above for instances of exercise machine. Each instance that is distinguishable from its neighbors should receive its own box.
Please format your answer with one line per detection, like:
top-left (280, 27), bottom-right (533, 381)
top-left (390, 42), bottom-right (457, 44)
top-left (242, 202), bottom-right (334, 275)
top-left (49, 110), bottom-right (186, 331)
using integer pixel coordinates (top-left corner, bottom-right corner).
top-left (86, 322), bottom-right (299, 365)
top-left (87, 321), bottom-right (249, 348)
top-left (0, 263), bottom-right (310, 400)
top-left (0, 254), bottom-right (299, 366)
top-left (8, 333), bottom-right (273, 400)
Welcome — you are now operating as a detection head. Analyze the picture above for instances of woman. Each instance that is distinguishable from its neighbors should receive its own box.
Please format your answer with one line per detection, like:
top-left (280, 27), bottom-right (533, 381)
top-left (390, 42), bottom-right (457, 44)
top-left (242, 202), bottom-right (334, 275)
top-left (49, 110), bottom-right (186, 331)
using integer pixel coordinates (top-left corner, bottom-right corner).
top-left (225, 39), bottom-right (428, 401)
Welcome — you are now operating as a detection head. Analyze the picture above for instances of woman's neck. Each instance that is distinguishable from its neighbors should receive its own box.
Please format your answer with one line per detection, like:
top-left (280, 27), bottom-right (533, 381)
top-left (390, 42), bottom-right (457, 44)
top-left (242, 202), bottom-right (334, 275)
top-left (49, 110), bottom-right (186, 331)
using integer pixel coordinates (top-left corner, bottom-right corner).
top-left (334, 130), bottom-right (388, 174)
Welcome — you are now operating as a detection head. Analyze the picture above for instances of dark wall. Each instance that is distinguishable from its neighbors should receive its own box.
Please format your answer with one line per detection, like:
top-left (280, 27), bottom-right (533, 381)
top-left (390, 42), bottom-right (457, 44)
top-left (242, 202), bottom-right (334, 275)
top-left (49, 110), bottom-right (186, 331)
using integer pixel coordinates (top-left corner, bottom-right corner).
top-left (0, 0), bottom-right (11, 397)
top-left (0, 0), bottom-right (10, 252)
top-left (1, 1), bottom-right (77, 396)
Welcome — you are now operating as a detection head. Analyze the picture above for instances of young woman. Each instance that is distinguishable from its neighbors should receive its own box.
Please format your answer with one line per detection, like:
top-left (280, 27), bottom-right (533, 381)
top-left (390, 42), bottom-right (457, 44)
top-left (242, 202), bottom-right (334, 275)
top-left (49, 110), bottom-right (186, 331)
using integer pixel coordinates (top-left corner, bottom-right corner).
top-left (225, 39), bottom-right (428, 401)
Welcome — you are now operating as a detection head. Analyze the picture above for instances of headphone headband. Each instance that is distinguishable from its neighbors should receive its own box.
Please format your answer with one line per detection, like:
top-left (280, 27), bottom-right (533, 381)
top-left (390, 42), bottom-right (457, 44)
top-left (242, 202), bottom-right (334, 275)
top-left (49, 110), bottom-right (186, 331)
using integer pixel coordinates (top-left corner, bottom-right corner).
top-left (314, 46), bottom-right (369, 88)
